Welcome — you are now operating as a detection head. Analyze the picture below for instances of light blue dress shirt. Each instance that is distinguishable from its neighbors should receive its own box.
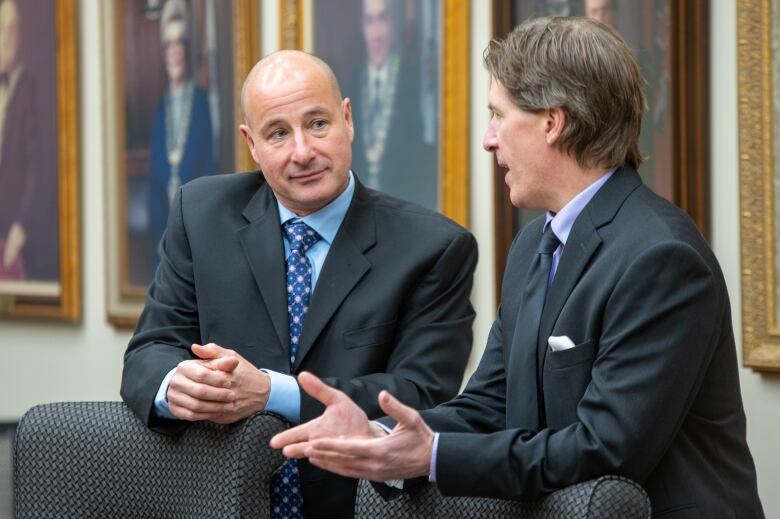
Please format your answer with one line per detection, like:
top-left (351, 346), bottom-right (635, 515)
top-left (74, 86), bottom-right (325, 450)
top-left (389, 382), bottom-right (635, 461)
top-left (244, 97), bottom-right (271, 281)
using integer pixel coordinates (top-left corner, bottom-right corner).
top-left (427, 168), bottom-right (615, 482)
top-left (153, 172), bottom-right (356, 423)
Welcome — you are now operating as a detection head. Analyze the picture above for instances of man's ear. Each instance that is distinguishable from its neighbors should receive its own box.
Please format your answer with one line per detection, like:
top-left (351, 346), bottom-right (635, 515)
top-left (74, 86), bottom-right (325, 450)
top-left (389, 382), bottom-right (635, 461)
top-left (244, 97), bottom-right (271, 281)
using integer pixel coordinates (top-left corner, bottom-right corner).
top-left (544, 107), bottom-right (566, 146)
top-left (239, 124), bottom-right (261, 164)
top-left (343, 97), bottom-right (355, 144)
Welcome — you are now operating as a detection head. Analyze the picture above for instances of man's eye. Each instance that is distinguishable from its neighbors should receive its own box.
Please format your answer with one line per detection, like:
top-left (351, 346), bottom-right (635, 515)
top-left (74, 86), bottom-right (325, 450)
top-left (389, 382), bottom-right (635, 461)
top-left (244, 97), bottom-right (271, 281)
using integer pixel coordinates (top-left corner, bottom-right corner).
top-left (312, 120), bottom-right (328, 130)
top-left (270, 129), bottom-right (288, 139)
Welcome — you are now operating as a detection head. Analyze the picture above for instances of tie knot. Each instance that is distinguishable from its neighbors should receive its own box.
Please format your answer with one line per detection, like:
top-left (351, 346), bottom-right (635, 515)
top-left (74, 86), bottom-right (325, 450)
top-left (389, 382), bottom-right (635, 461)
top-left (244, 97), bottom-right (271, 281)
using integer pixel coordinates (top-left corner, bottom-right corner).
top-left (538, 225), bottom-right (560, 254)
top-left (283, 220), bottom-right (321, 254)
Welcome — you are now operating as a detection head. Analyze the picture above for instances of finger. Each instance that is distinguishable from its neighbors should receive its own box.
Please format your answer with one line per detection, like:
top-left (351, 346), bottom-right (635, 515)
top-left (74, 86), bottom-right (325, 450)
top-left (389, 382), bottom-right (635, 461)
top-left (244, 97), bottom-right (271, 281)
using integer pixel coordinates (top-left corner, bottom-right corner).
top-left (378, 390), bottom-right (420, 427)
top-left (309, 437), bottom-right (377, 457)
top-left (202, 356), bottom-right (240, 373)
top-left (308, 439), bottom-right (413, 482)
top-left (168, 396), bottom-right (231, 422)
top-left (298, 371), bottom-right (343, 406)
top-left (270, 422), bottom-right (314, 449)
top-left (170, 372), bottom-right (234, 401)
top-left (168, 391), bottom-right (232, 414)
top-left (191, 342), bottom-right (229, 360)
top-left (306, 442), bottom-right (378, 479)
top-left (281, 442), bottom-right (312, 459)
top-left (176, 360), bottom-right (233, 388)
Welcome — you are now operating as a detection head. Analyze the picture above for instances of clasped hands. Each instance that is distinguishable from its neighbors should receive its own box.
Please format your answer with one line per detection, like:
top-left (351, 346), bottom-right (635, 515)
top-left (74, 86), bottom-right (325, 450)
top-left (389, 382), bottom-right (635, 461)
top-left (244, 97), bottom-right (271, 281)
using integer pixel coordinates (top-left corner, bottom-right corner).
top-left (166, 343), bottom-right (271, 424)
top-left (270, 372), bottom-right (435, 482)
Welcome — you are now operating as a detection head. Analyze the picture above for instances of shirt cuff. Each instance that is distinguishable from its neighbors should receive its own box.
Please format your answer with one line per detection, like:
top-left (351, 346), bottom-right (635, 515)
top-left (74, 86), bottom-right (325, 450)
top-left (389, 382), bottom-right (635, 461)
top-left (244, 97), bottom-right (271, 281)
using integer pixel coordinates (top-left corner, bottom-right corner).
top-left (428, 432), bottom-right (440, 482)
top-left (153, 367), bottom-right (178, 420)
top-left (261, 369), bottom-right (301, 424)
top-left (374, 421), bottom-right (393, 434)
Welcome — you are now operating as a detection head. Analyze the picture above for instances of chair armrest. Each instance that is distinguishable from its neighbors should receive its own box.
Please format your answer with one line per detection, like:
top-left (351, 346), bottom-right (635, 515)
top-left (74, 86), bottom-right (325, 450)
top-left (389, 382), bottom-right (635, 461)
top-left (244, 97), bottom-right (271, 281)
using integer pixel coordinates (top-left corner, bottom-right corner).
top-left (14, 401), bottom-right (289, 519)
top-left (354, 475), bottom-right (651, 518)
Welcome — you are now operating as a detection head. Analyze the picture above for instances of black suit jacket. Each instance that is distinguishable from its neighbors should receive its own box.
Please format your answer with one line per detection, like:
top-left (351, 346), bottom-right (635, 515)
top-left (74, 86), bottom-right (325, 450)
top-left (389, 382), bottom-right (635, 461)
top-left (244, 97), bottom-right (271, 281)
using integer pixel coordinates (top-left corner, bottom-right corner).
top-left (121, 172), bottom-right (477, 518)
top-left (413, 168), bottom-right (762, 518)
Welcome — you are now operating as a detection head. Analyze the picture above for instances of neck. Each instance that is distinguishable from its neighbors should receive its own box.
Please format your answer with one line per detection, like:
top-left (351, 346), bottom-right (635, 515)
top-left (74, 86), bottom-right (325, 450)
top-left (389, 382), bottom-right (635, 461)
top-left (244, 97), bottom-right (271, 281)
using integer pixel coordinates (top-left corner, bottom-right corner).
top-left (549, 162), bottom-right (613, 213)
top-left (278, 175), bottom-right (350, 217)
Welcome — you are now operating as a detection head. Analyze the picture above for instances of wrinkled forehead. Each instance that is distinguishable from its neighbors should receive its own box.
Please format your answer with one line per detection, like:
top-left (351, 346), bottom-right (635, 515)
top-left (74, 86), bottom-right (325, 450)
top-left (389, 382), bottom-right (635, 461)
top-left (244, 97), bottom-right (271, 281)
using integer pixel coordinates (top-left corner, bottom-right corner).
top-left (246, 71), bottom-right (340, 125)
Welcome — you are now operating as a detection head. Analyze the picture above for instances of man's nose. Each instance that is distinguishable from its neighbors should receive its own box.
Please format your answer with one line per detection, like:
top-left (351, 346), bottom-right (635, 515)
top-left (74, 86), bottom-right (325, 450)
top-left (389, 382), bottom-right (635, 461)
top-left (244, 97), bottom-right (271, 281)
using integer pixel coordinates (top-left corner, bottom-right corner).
top-left (482, 124), bottom-right (497, 151)
top-left (291, 131), bottom-right (314, 165)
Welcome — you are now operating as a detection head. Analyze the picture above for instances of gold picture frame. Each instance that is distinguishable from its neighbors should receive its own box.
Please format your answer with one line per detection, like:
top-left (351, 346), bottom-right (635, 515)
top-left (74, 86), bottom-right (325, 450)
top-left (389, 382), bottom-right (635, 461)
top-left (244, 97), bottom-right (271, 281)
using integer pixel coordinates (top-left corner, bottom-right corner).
top-left (103, 0), bottom-right (259, 328)
top-left (0, 0), bottom-right (80, 322)
top-left (279, 0), bottom-right (469, 226)
top-left (738, 0), bottom-right (780, 371)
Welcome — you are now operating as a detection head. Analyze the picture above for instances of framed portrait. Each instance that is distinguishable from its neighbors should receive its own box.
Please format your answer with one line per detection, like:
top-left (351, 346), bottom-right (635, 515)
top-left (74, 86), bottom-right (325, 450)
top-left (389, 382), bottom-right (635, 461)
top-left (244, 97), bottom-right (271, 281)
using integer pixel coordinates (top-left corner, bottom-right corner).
top-left (491, 0), bottom-right (710, 298)
top-left (738, 0), bottom-right (780, 371)
top-left (279, 0), bottom-right (469, 225)
top-left (0, 0), bottom-right (80, 322)
top-left (103, 0), bottom-right (259, 327)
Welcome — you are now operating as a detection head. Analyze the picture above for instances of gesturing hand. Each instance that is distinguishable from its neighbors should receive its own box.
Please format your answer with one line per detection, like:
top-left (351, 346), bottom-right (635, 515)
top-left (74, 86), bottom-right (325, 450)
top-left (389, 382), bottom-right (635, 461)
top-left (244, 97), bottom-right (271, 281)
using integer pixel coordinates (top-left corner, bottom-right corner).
top-left (270, 372), bottom-right (382, 458)
top-left (270, 372), bottom-right (435, 482)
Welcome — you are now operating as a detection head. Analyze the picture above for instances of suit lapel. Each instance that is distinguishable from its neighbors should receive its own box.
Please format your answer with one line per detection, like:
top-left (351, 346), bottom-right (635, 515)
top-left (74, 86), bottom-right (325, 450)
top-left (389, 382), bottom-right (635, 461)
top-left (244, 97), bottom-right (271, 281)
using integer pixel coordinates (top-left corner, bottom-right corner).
top-left (537, 167), bottom-right (643, 356)
top-left (294, 181), bottom-right (376, 369)
top-left (506, 219), bottom-right (545, 431)
top-left (236, 181), bottom-right (290, 356)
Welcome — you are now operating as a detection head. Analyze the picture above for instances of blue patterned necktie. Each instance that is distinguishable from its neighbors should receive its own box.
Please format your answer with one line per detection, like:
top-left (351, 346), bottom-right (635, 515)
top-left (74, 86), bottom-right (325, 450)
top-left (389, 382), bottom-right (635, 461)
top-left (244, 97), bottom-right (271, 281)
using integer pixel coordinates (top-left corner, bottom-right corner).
top-left (271, 220), bottom-right (321, 519)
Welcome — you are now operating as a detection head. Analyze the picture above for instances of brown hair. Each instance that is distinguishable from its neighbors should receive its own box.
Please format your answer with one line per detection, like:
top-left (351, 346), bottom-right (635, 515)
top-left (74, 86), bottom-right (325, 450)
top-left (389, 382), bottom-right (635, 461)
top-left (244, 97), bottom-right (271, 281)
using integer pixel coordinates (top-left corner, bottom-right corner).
top-left (484, 16), bottom-right (646, 170)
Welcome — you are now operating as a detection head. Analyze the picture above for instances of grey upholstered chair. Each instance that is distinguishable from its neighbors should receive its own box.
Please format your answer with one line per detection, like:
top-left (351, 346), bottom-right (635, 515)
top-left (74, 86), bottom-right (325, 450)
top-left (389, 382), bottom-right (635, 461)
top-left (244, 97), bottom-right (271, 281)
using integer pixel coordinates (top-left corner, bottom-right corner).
top-left (14, 401), bottom-right (651, 518)
top-left (14, 402), bottom-right (287, 518)
top-left (354, 475), bottom-right (651, 518)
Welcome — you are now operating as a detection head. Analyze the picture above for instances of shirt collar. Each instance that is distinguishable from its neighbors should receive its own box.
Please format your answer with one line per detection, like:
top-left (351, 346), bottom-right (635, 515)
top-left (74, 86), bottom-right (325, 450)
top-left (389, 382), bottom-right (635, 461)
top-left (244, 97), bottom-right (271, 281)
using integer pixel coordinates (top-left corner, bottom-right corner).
top-left (544, 167), bottom-right (616, 246)
top-left (277, 170), bottom-right (355, 245)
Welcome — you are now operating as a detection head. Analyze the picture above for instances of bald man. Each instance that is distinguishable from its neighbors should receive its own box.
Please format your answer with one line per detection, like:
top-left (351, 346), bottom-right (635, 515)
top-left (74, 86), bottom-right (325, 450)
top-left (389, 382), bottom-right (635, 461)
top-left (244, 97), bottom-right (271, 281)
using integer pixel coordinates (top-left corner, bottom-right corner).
top-left (121, 50), bottom-right (477, 518)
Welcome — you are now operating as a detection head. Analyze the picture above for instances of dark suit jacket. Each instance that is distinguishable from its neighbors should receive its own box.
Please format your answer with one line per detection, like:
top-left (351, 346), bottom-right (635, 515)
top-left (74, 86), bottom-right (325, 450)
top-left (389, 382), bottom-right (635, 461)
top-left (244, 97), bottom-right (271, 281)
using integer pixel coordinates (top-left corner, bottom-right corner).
top-left (121, 172), bottom-right (477, 518)
top-left (413, 168), bottom-right (762, 518)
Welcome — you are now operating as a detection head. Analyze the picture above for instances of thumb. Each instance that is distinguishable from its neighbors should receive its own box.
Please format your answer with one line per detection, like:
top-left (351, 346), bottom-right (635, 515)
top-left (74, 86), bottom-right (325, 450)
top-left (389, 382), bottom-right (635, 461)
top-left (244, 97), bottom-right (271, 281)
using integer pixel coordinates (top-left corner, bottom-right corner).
top-left (207, 356), bottom-right (240, 372)
top-left (298, 371), bottom-right (342, 406)
top-left (192, 342), bottom-right (226, 360)
top-left (378, 390), bottom-right (419, 428)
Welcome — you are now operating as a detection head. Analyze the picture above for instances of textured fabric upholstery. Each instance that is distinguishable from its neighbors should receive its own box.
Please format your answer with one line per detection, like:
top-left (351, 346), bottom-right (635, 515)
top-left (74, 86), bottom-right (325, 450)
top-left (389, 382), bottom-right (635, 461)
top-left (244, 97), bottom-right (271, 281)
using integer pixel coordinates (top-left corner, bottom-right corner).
top-left (354, 475), bottom-right (651, 518)
top-left (14, 401), bottom-right (288, 519)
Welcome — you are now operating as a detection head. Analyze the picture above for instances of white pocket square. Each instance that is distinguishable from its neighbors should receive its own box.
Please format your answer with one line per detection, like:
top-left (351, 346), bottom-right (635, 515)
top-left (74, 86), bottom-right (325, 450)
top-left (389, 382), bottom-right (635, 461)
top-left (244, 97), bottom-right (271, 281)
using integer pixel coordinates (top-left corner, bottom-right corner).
top-left (548, 335), bottom-right (576, 352)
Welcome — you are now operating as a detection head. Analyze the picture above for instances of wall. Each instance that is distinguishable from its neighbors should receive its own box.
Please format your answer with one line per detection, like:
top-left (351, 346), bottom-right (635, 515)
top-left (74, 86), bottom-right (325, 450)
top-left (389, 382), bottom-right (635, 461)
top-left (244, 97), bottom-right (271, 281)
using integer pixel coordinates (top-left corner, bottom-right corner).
top-left (0, 0), bottom-right (775, 515)
top-left (0, 0), bottom-right (131, 421)
top-left (711, 1), bottom-right (780, 514)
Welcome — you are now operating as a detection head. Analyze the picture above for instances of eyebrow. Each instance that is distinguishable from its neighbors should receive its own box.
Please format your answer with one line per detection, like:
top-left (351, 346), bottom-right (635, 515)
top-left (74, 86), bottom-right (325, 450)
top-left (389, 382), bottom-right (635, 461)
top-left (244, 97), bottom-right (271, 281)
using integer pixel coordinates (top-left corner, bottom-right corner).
top-left (259, 106), bottom-right (332, 134)
top-left (304, 106), bottom-right (331, 118)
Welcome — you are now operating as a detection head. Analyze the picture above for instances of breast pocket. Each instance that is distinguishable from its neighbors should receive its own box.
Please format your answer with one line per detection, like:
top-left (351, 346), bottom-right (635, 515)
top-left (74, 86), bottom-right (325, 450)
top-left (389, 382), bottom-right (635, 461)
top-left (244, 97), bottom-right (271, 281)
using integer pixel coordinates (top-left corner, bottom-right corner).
top-left (547, 338), bottom-right (596, 369)
top-left (343, 320), bottom-right (396, 350)
top-left (543, 338), bottom-right (597, 428)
